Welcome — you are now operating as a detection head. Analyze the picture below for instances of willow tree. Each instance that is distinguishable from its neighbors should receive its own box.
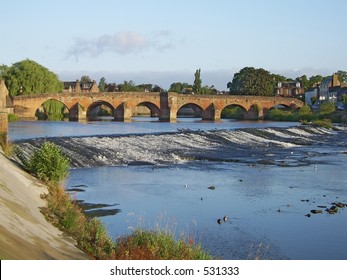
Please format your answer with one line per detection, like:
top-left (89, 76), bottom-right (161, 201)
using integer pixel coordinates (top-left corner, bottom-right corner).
top-left (3, 59), bottom-right (63, 96)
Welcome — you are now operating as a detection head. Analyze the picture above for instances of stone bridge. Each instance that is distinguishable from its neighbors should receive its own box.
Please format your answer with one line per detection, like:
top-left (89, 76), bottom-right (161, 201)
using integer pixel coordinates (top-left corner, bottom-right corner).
top-left (11, 91), bottom-right (303, 122)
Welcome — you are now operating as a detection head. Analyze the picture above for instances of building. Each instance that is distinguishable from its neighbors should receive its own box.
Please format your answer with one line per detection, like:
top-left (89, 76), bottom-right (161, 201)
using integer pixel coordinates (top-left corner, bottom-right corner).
top-left (318, 74), bottom-right (340, 101)
top-left (63, 80), bottom-right (99, 93)
top-left (275, 81), bottom-right (304, 97)
top-left (305, 87), bottom-right (319, 105)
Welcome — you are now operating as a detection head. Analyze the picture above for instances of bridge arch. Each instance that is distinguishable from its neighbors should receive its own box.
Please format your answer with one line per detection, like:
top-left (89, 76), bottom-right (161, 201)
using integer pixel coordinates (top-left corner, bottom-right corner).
top-left (133, 101), bottom-right (160, 118)
top-left (87, 100), bottom-right (115, 120)
top-left (35, 99), bottom-right (69, 120)
top-left (177, 103), bottom-right (204, 118)
top-left (221, 104), bottom-right (248, 119)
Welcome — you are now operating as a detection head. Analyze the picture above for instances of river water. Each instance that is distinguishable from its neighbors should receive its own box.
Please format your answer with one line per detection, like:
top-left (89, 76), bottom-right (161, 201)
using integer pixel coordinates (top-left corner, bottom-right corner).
top-left (9, 118), bottom-right (347, 260)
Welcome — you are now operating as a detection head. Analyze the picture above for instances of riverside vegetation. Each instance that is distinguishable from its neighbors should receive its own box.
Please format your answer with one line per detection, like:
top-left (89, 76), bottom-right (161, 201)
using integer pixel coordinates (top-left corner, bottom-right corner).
top-left (14, 141), bottom-right (211, 260)
top-left (222, 102), bottom-right (346, 129)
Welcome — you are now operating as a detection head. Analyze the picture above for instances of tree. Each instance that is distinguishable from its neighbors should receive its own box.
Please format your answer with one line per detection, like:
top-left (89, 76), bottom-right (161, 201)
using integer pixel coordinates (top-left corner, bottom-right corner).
top-left (307, 75), bottom-right (323, 90)
top-left (118, 80), bottom-right (138, 92)
top-left (98, 77), bottom-right (106, 92)
top-left (228, 67), bottom-right (274, 96)
top-left (296, 75), bottom-right (309, 91)
top-left (319, 102), bottom-right (335, 115)
top-left (3, 59), bottom-right (63, 96)
top-left (193, 68), bottom-right (202, 94)
top-left (336, 70), bottom-right (347, 83)
top-left (0, 64), bottom-right (8, 79)
top-left (80, 75), bottom-right (91, 83)
top-left (342, 94), bottom-right (347, 104)
top-left (169, 82), bottom-right (191, 93)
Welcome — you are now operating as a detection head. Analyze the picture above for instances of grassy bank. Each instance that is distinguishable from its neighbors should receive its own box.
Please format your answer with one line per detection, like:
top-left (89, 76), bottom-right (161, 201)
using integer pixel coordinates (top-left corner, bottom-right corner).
top-left (15, 141), bottom-right (211, 260)
top-left (264, 103), bottom-right (347, 127)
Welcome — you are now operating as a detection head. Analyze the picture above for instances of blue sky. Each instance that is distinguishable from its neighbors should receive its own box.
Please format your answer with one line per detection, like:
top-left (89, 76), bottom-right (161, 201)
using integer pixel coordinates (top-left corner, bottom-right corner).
top-left (1, 0), bottom-right (346, 90)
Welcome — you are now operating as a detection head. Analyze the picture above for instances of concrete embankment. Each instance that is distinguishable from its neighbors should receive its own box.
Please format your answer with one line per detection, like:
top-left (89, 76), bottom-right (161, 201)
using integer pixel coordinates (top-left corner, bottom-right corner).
top-left (0, 151), bottom-right (89, 259)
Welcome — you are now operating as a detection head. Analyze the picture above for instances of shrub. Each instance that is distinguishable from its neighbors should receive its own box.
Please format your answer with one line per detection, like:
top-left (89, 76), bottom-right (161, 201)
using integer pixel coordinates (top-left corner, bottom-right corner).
top-left (311, 119), bottom-right (332, 129)
top-left (26, 141), bottom-right (70, 184)
top-left (113, 229), bottom-right (211, 260)
top-left (319, 102), bottom-right (335, 116)
top-left (8, 113), bottom-right (17, 122)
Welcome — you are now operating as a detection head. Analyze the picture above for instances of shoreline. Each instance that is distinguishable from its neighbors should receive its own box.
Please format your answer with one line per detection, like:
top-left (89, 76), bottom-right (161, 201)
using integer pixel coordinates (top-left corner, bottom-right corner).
top-left (0, 150), bottom-right (89, 259)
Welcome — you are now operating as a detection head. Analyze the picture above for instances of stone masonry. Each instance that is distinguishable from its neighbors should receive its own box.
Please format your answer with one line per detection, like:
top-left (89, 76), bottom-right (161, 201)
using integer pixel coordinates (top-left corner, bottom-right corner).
top-left (0, 80), bottom-right (9, 143)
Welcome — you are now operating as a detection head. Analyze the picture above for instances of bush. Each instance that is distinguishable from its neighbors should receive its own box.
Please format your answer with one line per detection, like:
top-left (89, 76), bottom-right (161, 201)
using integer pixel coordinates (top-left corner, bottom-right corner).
top-left (319, 102), bottom-right (335, 116)
top-left (114, 229), bottom-right (211, 260)
top-left (8, 113), bottom-right (17, 122)
top-left (265, 109), bottom-right (298, 121)
top-left (311, 119), bottom-right (333, 129)
top-left (26, 141), bottom-right (70, 184)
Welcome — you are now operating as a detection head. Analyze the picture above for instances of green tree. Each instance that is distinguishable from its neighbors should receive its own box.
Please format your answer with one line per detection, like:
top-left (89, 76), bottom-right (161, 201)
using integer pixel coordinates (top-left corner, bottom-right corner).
top-left (0, 64), bottom-right (8, 79)
top-left (26, 141), bottom-right (70, 184)
top-left (336, 70), bottom-right (347, 83)
top-left (307, 75), bottom-right (323, 89)
top-left (80, 75), bottom-right (91, 83)
top-left (3, 59), bottom-right (63, 96)
top-left (193, 68), bottom-right (202, 94)
top-left (296, 75), bottom-right (309, 91)
top-left (137, 84), bottom-right (153, 92)
top-left (319, 102), bottom-right (335, 115)
top-left (271, 73), bottom-right (287, 85)
top-left (228, 67), bottom-right (274, 96)
top-left (118, 80), bottom-right (138, 92)
top-left (41, 100), bottom-right (67, 120)
top-left (169, 82), bottom-right (191, 93)
top-left (98, 77), bottom-right (106, 92)
top-left (342, 94), bottom-right (347, 104)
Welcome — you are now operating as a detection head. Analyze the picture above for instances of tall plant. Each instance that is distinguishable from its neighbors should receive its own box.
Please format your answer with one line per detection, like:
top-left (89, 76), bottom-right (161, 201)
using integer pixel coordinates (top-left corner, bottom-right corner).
top-left (26, 141), bottom-right (70, 184)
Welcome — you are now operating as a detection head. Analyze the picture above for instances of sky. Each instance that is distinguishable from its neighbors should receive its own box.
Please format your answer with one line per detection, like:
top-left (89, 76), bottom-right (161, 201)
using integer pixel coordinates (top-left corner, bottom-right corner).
top-left (1, 0), bottom-right (346, 90)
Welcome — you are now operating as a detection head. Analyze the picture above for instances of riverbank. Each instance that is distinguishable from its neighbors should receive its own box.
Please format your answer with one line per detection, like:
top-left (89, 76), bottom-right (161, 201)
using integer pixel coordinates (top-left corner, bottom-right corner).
top-left (0, 150), bottom-right (89, 259)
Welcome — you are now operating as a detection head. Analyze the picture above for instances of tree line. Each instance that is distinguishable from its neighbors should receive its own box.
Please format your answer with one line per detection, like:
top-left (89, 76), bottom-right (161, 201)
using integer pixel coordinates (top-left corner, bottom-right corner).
top-left (227, 67), bottom-right (347, 96)
top-left (1, 59), bottom-right (346, 97)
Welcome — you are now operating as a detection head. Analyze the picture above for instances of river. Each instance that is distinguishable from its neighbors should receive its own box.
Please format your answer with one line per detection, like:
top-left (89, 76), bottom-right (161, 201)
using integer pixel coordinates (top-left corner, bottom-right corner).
top-left (9, 118), bottom-right (347, 260)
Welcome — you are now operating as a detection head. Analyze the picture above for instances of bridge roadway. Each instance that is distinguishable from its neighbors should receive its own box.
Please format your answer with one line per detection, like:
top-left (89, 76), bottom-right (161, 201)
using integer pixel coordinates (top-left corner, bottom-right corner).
top-left (11, 91), bottom-right (303, 121)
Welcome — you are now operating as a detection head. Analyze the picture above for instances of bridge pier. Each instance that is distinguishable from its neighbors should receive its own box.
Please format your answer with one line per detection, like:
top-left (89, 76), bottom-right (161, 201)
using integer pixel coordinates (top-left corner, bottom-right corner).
top-left (202, 104), bottom-right (221, 121)
top-left (244, 106), bottom-right (264, 120)
top-left (114, 102), bottom-right (132, 121)
top-left (159, 92), bottom-right (177, 122)
top-left (0, 80), bottom-right (9, 144)
top-left (69, 103), bottom-right (87, 121)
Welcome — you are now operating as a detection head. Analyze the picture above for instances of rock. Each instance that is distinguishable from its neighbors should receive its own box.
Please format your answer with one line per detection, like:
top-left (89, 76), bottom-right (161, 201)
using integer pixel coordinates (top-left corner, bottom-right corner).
top-left (332, 202), bottom-right (347, 208)
top-left (326, 205), bottom-right (339, 214)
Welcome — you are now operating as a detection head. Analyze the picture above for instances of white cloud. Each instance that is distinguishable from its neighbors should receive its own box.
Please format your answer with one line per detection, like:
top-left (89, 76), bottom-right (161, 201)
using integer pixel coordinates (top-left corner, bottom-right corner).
top-left (66, 31), bottom-right (174, 60)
